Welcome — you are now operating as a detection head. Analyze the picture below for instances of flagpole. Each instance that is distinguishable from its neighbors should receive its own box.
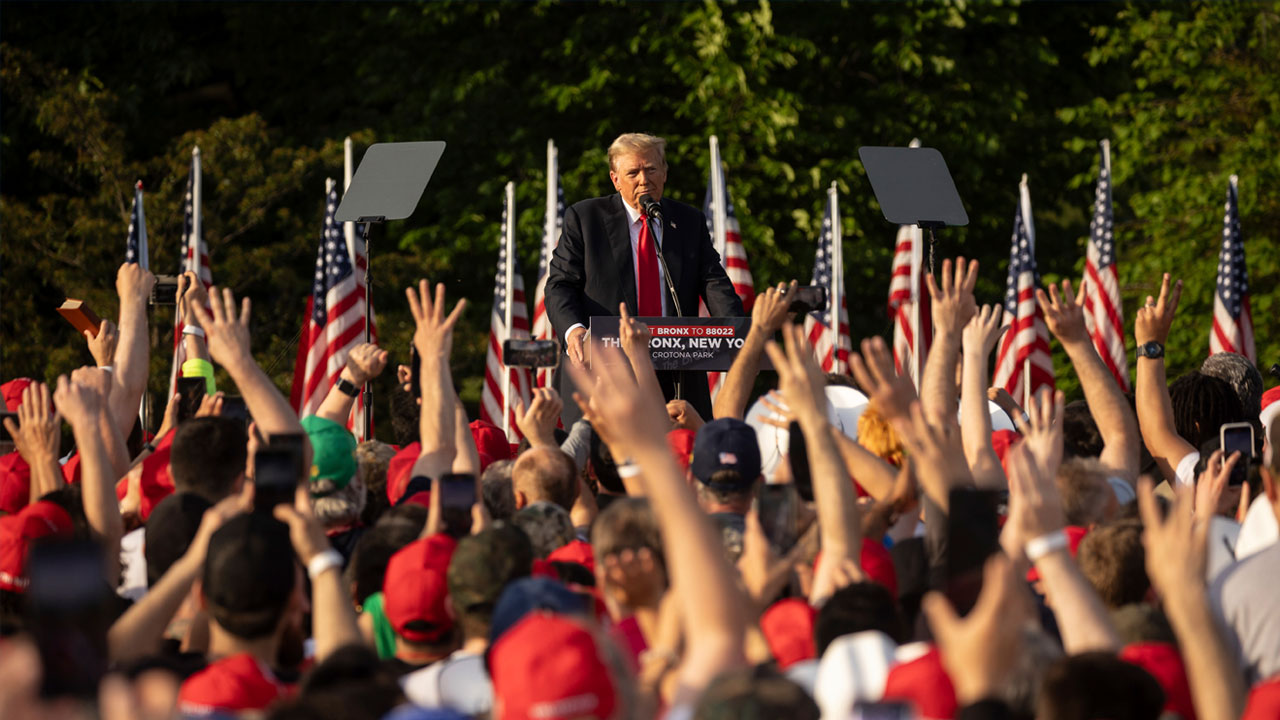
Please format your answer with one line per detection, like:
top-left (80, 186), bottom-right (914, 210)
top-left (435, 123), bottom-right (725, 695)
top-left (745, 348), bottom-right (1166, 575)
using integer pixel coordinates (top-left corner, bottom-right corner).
top-left (545, 141), bottom-right (558, 255)
top-left (709, 136), bottom-right (728, 257)
top-left (192, 147), bottom-right (201, 273)
top-left (503, 181), bottom-right (516, 440)
top-left (828, 182), bottom-right (842, 374)
top-left (344, 137), bottom-right (358, 272)
top-left (1019, 173), bottom-right (1033, 409)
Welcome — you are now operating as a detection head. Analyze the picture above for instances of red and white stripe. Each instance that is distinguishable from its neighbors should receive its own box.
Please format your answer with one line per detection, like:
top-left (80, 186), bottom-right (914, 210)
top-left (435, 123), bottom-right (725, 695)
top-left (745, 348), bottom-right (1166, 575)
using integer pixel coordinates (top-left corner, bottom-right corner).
top-left (993, 179), bottom-right (1054, 404)
top-left (168, 147), bottom-right (212, 400)
top-left (888, 222), bottom-right (931, 387)
top-left (480, 183), bottom-right (532, 441)
top-left (704, 136), bottom-right (755, 399)
top-left (531, 140), bottom-right (562, 389)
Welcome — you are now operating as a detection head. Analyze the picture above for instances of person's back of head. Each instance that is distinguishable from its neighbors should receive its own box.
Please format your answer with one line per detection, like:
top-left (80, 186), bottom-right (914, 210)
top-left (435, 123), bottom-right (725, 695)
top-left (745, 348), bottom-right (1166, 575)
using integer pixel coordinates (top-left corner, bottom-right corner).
top-left (591, 498), bottom-right (666, 583)
top-left (691, 419), bottom-right (762, 515)
top-left (1169, 371), bottom-right (1247, 450)
top-left (447, 524), bottom-right (534, 643)
top-left (202, 513), bottom-right (297, 641)
top-left (1037, 651), bottom-right (1164, 720)
top-left (278, 644), bottom-right (404, 720)
top-left (512, 447), bottom-right (578, 512)
top-left (145, 492), bottom-right (212, 587)
top-left (815, 581), bottom-right (908, 657)
top-left (1077, 520), bottom-right (1149, 608)
top-left (512, 502), bottom-right (576, 559)
top-left (389, 380), bottom-right (419, 448)
top-left (302, 416), bottom-right (364, 530)
top-left (171, 417), bottom-right (248, 502)
top-left (345, 510), bottom-right (425, 606)
top-left (590, 429), bottom-right (626, 495)
top-left (1063, 400), bottom-right (1105, 460)
top-left (355, 440), bottom-right (396, 528)
top-left (1202, 351), bottom-right (1263, 418)
top-left (693, 665), bottom-right (819, 720)
top-left (481, 459), bottom-right (516, 521)
top-left (1055, 457), bottom-right (1116, 527)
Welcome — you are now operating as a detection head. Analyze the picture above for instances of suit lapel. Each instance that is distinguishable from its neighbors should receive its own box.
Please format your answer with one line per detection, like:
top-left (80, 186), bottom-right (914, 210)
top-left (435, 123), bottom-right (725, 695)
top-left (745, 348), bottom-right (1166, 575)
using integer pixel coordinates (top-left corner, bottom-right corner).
top-left (609, 195), bottom-right (638, 315)
top-left (659, 198), bottom-right (684, 315)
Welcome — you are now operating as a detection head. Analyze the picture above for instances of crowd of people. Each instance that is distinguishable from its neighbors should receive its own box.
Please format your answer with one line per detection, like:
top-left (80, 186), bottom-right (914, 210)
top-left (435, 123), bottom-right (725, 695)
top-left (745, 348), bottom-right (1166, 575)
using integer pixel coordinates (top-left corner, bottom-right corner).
top-left (0, 251), bottom-right (1278, 720)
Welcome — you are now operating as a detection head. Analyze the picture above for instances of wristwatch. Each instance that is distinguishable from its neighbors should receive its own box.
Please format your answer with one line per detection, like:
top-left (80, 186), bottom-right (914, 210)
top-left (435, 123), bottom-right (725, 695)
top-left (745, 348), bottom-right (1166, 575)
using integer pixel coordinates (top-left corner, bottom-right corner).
top-left (335, 376), bottom-right (361, 397)
top-left (1136, 341), bottom-right (1165, 359)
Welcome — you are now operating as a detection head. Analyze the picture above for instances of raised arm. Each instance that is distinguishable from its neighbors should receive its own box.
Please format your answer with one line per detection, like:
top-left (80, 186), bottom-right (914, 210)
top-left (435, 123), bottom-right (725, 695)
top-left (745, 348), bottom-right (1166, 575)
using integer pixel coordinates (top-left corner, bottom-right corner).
top-left (53, 369), bottom-right (125, 582)
top-left (190, 287), bottom-right (302, 437)
top-left (921, 258), bottom-right (978, 427)
top-left (514, 387), bottom-right (564, 449)
top-left (1038, 279), bottom-right (1140, 479)
top-left (1007, 391), bottom-right (1120, 653)
top-left (568, 344), bottom-right (745, 705)
top-left (712, 281), bottom-right (794, 420)
top-left (275, 488), bottom-right (362, 661)
top-left (1134, 274), bottom-right (1193, 482)
top-left (960, 305), bottom-right (1007, 489)
top-left (109, 263), bottom-right (155, 438)
top-left (766, 322), bottom-right (863, 607)
top-left (405, 281), bottom-right (467, 480)
top-left (176, 272), bottom-right (212, 364)
top-left (618, 303), bottom-right (665, 413)
top-left (1139, 476), bottom-right (1246, 720)
top-left (315, 343), bottom-right (388, 427)
top-left (3, 383), bottom-right (63, 504)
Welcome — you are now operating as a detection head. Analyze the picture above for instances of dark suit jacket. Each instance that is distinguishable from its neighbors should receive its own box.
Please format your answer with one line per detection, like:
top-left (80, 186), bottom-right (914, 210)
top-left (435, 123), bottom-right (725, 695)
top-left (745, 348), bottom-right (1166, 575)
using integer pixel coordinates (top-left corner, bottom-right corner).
top-left (545, 193), bottom-right (744, 423)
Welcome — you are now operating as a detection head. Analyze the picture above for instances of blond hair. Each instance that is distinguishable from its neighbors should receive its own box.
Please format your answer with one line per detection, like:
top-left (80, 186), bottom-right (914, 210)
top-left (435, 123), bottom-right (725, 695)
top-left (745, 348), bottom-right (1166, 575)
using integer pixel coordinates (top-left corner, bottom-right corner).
top-left (858, 404), bottom-right (905, 466)
top-left (607, 133), bottom-right (667, 171)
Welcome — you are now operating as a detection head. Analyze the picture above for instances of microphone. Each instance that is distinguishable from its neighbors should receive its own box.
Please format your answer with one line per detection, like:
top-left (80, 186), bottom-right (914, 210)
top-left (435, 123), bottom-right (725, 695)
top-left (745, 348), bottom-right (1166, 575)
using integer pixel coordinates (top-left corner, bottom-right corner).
top-left (638, 194), bottom-right (663, 220)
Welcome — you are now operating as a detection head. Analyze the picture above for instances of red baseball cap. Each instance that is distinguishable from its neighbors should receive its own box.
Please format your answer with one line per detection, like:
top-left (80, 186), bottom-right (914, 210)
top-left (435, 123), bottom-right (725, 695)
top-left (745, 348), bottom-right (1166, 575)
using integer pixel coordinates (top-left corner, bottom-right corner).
top-left (177, 652), bottom-right (290, 715)
top-left (114, 429), bottom-right (177, 522)
top-left (1026, 525), bottom-right (1090, 583)
top-left (471, 420), bottom-right (512, 463)
top-left (990, 429), bottom-right (1022, 471)
top-left (383, 533), bottom-right (458, 643)
top-left (761, 598), bottom-right (817, 669)
top-left (0, 500), bottom-right (74, 591)
top-left (387, 442), bottom-right (421, 505)
top-left (1120, 642), bottom-right (1195, 720)
top-left (882, 646), bottom-right (958, 720)
top-left (1244, 674), bottom-right (1280, 720)
top-left (0, 452), bottom-right (32, 515)
top-left (666, 429), bottom-right (695, 470)
top-left (491, 612), bottom-right (618, 720)
top-left (547, 539), bottom-right (595, 574)
top-left (1, 378), bottom-right (34, 412)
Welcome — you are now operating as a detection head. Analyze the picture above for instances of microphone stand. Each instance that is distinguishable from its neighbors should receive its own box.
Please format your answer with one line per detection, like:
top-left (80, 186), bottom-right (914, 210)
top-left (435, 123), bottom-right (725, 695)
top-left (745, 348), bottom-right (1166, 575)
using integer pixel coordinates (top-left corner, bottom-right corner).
top-left (645, 210), bottom-right (683, 400)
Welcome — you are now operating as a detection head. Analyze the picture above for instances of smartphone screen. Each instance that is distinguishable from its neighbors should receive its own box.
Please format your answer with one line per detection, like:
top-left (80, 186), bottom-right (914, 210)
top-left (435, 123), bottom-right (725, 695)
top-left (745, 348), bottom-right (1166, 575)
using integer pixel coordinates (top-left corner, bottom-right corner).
top-left (946, 488), bottom-right (1002, 616)
top-left (503, 339), bottom-right (560, 369)
top-left (175, 377), bottom-right (207, 423)
top-left (758, 484), bottom-right (799, 554)
top-left (787, 285), bottom-right (828, 314)
top-left (27, 539), bottom-right (110, 699)
top-left (439, 473), bottom-right (476, 538)
top-left (254, 447), bottom-right (300, 512)
top-left (787, 421), bottom-right (814, 503)
top-left (221, 396), bottom-right (250, 425)
top-left (266, 432), bottom-right (307, 480)
top-left (1221, 422), bottom-right (1254, 487)
top-left (409, 346), bottom-right (421, 393)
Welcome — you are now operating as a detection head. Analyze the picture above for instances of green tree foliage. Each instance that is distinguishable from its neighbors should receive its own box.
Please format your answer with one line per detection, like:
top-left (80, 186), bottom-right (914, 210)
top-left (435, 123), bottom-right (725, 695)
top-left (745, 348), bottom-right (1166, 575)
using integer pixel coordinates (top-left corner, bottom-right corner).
top-left (2, 2), bottom-right (1276, 437)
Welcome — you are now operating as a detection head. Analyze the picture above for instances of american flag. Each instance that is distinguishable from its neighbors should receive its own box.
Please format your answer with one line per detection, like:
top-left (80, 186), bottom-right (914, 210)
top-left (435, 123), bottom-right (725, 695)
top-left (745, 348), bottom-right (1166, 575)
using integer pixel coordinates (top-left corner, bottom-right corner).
top-left (480, 183), bottom-right (532, 441)
top-left (168, 148), bottom-right (212, 399)
top-left (803, 184), bottom-right (851, 375)
top-left (531, 140), bottom-right (564, 389)
top-left (888, 222), bottom-right (931, 387)
top-left (703, 136), bottom-right (756, 398)
top-left (1080, 140), bottom-right (1130, 392)
top-left (993, 179), bottom-right (1055, 405)
top-left (125, 180), bottom-right (149, 269)
top-left (289, 180), bottom-right (370, 437)
top-left (1209, 174), bottom-right (1255, 363)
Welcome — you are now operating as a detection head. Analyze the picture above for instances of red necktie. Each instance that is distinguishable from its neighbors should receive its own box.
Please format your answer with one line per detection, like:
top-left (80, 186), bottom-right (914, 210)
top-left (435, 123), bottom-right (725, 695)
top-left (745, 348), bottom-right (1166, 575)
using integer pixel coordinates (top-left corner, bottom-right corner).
top-left (636, 215), bottom-right (662, 316)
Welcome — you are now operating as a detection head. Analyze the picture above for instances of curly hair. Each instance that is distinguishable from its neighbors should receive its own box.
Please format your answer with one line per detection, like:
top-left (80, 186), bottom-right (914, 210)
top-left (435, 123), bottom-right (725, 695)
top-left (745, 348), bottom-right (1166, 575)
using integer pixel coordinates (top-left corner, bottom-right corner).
top-left (1169, 371), bottom-right (1246, 450)
top-left (858, 404), bottom-right (904, 466)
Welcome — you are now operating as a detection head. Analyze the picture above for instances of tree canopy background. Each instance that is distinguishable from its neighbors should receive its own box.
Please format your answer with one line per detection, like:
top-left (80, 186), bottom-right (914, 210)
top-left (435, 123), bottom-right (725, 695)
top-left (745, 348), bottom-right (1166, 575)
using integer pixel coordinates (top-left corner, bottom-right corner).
top-left (2, 1), bottom-right (1277, 438)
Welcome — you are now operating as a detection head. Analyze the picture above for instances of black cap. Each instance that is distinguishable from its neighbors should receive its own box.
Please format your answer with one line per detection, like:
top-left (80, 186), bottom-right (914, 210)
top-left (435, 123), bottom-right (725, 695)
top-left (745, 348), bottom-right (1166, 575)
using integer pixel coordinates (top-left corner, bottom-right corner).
top-left (145, 492), bottom-right (212, 587)
top-left (691, 418), bottom-right (762, 490)
top-left (202, 513), bottom-right (297, 639)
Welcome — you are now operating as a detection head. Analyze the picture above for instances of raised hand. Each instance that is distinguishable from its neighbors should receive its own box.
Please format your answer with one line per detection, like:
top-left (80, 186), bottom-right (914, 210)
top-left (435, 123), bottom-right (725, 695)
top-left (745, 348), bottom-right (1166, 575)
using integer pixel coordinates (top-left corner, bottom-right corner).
top-left (1135, 273), bottom-right (1182, 346)
top-left (849, 336), bottom-right (917, 424)
top-left (962, 304), bottom-right (1004, 360)
top-left (1014, 387), bottom-right (1065, 479)
top-left (1003, 440), bottom-right (1067, 558)
top-left (4, 382), bottom-right (60, 464)
top-left (177, 271), bottom-right (211, 325)
top-left (737, 511), bottom-right (795, 613)
top-left (405, 280), bottom-right (467, 365)
top-left (751, 280), bottom-right (798, 335)
top-left (618, 303), bottom-right (653, 362)
top-left (53, 368), bottom-right (109, 427)
top-left (344, 343), bottom-right (389, 386)
top-left (926, 257), bottom-right (979, 339)
top-left (567, 342), bottom-right (671, 461)
top-left (1037, 279), bottom-right (1088, 345)
top-left (115, 262), bottom-right (156, 307)
top-left (190, 286), bottom-right (253, 370)
top-left (1194, 449), bottom-right (1242, 518)
top-left (892, 402), bottom-right (972, 511)
top-left (514, 387), bottom-right (563, 448)
top-left (86, 319), bottom-right (119, 368)
top-left (763, 323), bottom-right (828, 428)
top-left (666, 399), bottom-right (704, 432)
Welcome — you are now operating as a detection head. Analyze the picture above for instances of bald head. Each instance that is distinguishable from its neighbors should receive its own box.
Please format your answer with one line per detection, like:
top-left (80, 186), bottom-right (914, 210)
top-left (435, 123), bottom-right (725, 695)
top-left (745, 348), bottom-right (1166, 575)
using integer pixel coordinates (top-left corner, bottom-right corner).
top-left (512, 446), bottom-right (579, 512)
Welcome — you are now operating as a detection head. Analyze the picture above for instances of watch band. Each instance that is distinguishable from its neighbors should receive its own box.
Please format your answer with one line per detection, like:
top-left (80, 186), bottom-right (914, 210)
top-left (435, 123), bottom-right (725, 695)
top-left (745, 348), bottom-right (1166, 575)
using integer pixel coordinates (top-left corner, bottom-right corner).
top-left (335, 377), bottom-right (360, 397)
top-left (1137, 341), bottom-right (1165, 359)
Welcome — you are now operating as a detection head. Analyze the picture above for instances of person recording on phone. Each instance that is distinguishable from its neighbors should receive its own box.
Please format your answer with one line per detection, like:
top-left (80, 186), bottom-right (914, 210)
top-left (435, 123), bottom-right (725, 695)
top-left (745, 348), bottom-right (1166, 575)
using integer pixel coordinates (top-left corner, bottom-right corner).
top-left (544, 132), bottom-right (744, 425)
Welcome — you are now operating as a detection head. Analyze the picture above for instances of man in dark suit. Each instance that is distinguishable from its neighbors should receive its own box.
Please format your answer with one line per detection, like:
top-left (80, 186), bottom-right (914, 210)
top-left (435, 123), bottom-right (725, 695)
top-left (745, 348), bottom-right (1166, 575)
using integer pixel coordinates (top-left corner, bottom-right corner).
top-left (545, 133), bottom-right (744, 424)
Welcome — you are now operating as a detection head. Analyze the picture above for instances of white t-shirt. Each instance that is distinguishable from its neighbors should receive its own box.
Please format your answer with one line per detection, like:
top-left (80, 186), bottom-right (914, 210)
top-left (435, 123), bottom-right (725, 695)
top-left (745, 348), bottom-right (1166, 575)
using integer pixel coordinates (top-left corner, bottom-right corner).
top-left (118, 527), bottom-right (147, 601)
top-left (1174, 451), bottom-right (1201, 488)
top-left (401, 649), bottom-right (492, 716)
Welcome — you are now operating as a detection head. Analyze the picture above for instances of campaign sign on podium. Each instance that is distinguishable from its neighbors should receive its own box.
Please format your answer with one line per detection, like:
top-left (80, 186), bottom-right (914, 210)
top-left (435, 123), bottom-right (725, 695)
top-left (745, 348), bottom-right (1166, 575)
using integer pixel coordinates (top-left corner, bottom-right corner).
top-left (589, 316), bottom-right (771, 372)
